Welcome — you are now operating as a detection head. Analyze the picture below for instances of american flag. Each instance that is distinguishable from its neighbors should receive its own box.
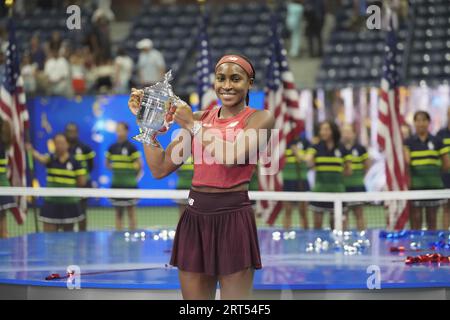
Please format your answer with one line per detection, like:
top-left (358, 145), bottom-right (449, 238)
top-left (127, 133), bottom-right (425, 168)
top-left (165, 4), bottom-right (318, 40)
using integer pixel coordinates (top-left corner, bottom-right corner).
top-left (377, 13), bottom-right (409, 230)
top-left (259, 12), bottom-right (304, 225)
top-left (196, 10), bottom-right (217, 111)
top-left (0, 18), bottom-right (29, 224)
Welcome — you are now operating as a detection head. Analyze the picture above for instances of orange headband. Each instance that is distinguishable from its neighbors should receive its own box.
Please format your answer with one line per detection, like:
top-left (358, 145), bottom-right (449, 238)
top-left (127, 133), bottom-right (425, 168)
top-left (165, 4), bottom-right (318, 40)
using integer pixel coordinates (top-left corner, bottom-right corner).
top-left (215, 55), bottom-right (254, 78)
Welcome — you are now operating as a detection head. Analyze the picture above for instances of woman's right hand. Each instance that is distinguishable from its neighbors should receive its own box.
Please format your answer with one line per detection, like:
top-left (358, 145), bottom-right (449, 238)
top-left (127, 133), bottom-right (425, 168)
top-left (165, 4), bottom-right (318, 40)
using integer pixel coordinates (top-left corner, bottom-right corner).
top-left (128, 88), bottom-right (144, 115)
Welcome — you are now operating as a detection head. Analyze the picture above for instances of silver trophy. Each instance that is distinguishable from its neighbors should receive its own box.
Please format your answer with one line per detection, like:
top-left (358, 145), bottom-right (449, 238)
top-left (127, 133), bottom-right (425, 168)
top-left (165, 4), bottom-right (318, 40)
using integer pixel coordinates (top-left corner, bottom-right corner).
top-left (133, 70), bottom-right (181, 146)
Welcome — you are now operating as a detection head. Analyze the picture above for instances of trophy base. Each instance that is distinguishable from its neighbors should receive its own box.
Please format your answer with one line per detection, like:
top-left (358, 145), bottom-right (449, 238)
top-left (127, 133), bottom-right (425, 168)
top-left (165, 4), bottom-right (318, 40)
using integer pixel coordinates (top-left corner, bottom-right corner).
top-left (133, 130), bottom-right (160, 147)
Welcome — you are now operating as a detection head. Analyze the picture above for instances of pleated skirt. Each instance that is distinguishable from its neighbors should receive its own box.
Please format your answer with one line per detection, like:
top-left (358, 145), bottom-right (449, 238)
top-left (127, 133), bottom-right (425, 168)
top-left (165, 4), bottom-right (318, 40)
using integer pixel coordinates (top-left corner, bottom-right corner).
top-left (170, 189), bottom-right (262, 276)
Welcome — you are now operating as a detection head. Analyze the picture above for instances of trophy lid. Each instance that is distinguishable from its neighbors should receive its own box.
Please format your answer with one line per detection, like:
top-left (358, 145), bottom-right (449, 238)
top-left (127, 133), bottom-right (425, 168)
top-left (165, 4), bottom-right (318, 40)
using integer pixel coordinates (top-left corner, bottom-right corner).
top-left (144, 70), bottom-right (175, 101)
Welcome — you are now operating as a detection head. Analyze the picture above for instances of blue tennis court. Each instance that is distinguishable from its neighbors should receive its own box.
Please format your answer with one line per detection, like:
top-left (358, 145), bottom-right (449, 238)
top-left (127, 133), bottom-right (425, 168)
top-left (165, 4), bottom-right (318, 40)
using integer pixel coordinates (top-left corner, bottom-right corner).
top-left (0, 229), bottom-right (448, 299)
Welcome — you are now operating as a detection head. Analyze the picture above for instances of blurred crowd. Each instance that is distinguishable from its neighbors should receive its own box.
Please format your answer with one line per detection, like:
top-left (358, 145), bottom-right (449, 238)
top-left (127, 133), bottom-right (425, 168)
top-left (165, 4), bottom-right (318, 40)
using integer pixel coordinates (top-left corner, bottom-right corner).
top-left (0, 2), bottom-right (166, 97)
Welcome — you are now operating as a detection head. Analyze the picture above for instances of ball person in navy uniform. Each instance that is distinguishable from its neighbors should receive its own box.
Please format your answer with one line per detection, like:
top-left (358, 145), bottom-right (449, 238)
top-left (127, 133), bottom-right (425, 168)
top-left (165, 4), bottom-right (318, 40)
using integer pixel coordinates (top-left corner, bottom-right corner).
top-left (65, 123), bottom-right (96, 232)
top-left (27, 134), bottom-right (87, 232)
top-left (106, 122), bottom-right (143, 231)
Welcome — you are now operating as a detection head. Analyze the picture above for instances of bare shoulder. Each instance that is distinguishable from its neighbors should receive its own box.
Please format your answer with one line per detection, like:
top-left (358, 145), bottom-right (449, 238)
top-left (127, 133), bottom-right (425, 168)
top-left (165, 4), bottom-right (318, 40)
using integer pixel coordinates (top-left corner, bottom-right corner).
top-left (247, 109), bottom-right (275, 129)
top-left (193, 110), bottom-right (206, 121)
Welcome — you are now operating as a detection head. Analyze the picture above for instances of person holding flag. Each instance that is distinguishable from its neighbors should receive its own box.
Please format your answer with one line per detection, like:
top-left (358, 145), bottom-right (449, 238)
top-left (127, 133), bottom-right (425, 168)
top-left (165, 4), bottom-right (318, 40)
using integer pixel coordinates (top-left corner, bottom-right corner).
top-left (26, 134), bottom-right (86, 232)
top-left (0, 9), bottom-right (29, 227)
top-left (65, 123), bottom-right (96, 231)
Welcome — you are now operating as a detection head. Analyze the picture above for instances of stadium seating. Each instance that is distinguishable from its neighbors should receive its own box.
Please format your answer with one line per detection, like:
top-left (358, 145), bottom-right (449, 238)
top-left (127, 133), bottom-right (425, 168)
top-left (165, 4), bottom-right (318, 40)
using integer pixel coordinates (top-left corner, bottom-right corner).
top-left (317, 0), bottom-right (450, 89)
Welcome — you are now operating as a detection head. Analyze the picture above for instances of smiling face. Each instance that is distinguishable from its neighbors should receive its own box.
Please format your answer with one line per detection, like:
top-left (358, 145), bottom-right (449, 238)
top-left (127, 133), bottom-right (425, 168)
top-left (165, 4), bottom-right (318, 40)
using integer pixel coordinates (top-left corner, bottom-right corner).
top-left (214, 63), bottom-right (253, 109)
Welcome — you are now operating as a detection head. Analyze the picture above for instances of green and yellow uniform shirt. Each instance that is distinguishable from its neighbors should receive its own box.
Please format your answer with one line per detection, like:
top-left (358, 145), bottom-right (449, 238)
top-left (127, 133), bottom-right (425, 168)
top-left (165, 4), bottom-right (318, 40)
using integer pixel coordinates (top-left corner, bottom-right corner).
top-left (46, 154), bottom-right (86, 203)
top-left (306, 141), bottom-right (351, 192)
top-left (344, 143), bottom-right (368, 188)
top-left (69, 141), bottom-right (95, 182)
top-left (436, 127), bottom-right (450, 174)
top-left (176, 156), bottom-right (193, 189)
top-left (404, 134), bottom-right (448, 190)
top-left (106, 141), bottom-right (140, 188)
top-left (0, 144), bottom-right (10, 187)
top-left (282, 137), bottom-right (310, 181)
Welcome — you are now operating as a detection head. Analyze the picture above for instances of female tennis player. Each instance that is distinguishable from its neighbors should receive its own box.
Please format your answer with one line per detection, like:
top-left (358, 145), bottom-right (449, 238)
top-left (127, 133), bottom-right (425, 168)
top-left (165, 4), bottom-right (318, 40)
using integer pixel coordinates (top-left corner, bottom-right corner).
top-left (128, 54), bottom-right (274, 300)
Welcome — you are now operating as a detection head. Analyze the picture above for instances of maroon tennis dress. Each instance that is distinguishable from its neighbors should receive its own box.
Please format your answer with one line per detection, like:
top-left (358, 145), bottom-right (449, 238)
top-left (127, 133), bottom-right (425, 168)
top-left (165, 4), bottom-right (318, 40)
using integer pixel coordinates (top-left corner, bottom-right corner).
top-left (169, 106), bottom-right (262, 276)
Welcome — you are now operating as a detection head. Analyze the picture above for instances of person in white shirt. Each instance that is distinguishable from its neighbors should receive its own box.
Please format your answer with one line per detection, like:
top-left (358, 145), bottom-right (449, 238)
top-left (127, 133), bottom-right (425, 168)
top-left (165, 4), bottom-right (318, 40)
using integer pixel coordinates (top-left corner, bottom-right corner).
top-left (44, 49), bottom-right (71, 97)
top-left (21, 53), bottom-right (37, 95)
top-left (136, 38), bottom-right (165, 87)
top-left (113, 48), bottom-right (134, 94)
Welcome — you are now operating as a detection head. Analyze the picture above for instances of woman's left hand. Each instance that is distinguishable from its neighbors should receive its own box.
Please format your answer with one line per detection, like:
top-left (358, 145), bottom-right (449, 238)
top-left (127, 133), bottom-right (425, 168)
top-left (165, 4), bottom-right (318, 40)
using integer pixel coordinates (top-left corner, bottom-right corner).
top-left (173, 101), bottom-right (194, 131)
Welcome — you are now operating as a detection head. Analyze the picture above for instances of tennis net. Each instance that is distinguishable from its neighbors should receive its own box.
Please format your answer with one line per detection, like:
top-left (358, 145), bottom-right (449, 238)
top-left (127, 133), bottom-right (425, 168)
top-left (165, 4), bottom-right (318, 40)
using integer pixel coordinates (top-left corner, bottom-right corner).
top-left (0, 187), bottom-right (449, 237)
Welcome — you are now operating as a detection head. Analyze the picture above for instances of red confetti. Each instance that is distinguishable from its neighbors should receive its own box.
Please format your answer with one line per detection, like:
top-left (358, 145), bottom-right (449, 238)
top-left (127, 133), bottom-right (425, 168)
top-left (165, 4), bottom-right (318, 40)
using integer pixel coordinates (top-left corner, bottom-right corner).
top-left (390, 246), bottom-right (405, 252)
top-left (405, 254), bottom-right (450, 265)
top-left (45, 273), bottom-right (61, 280)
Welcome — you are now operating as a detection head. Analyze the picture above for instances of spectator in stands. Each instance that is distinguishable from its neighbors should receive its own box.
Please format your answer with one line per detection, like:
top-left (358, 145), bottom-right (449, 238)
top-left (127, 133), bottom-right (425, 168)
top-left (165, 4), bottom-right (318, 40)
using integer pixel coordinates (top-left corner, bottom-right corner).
top-left (305, 121), bottom-right (352, 229)
top-left (113, 48), bottom-right (134, 94)
top-left (65, 123), bottom-right (96, 232)
top-left (304, 0), bottom-right (325, 57)
top-left (46, 31), bottom-right (63, 56)
top-left (106, 122), bottom-right (142, 231)
top-left (286, 0), bottom-right (304, 58)
top-left (0, 118), bottom-right (14, 238)
top-left (44, 49), bottom-right (71, 97)
top-left (92, 57), bottom-right (114, 94)
top-left (26, 134), bottom-right (87, 232)
top-left (282, 132), bottom-right (310, 230)
top-left (80, 46), bottom-right (97, 93)
top-left (136, 38), bottom-right (165, 87)
top-left (69, 48), bottom-right (87, 95)
top-left (89, 9), bottom-right (113, 62)
top-left (342, 123), bottom-right (370, 231)
top-left (436, 106), bottom-right (450, 230)
top-left (20, 53), bottom-right (37, 96)
top-left (404, 111), bottom-right (450, 230)
top-left (29, 34), bottom-right (46, 71)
